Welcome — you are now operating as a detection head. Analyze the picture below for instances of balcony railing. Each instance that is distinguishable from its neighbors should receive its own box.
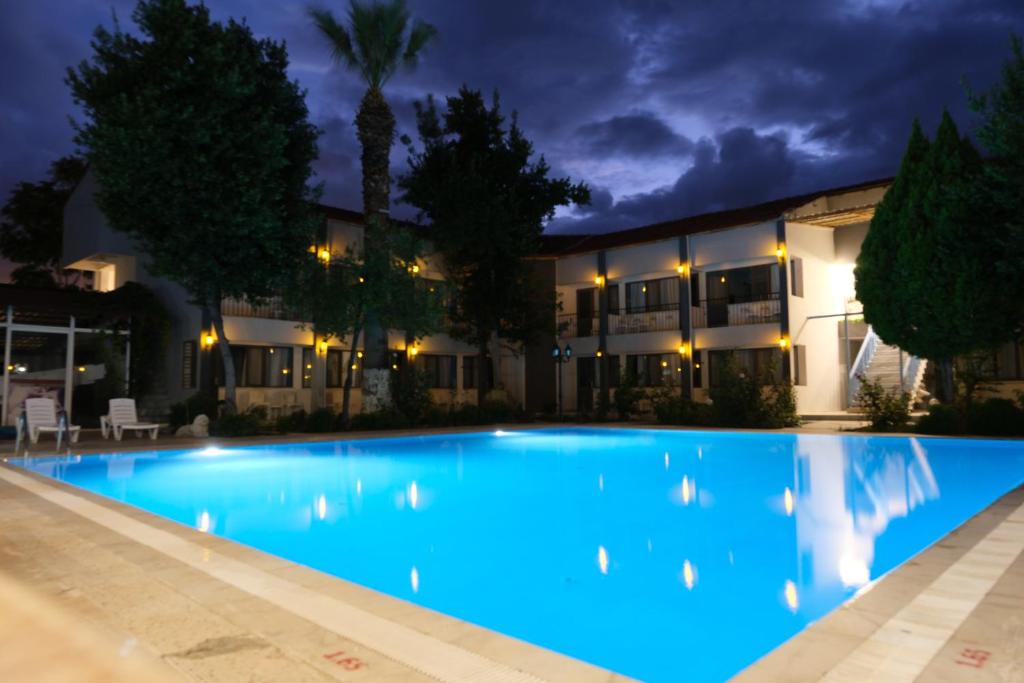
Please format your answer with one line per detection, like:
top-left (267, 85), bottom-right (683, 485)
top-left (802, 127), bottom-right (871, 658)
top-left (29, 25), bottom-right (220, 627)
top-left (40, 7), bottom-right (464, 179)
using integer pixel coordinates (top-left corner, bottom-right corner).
top-left (693, 293), bottom-right (780, 328)
top-left (221, 296), bottom-right (297, 321)
top-left (612, 303), bottom-right (680, 334)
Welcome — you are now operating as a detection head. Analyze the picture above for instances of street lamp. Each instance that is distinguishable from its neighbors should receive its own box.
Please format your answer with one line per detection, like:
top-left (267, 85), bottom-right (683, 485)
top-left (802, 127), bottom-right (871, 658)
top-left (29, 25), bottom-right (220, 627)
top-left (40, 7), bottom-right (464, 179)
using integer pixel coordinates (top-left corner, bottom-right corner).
top-left (551, 343), bottom-right (573, 419)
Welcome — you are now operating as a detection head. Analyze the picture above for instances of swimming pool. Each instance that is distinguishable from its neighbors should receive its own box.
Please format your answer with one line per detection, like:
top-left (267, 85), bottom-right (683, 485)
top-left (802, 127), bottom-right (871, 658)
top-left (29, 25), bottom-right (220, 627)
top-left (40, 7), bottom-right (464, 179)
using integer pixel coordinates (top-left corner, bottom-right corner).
top-left (17, 428), bottom-right (1024, 681)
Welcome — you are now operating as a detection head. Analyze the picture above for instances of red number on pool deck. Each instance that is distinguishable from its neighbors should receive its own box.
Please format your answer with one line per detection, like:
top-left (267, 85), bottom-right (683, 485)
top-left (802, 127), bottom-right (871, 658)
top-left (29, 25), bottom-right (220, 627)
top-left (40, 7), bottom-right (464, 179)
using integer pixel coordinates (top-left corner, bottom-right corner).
top-left (955, 648), bottom-right (991, 668)
top-left (323, 650), bottom-right (367, 670)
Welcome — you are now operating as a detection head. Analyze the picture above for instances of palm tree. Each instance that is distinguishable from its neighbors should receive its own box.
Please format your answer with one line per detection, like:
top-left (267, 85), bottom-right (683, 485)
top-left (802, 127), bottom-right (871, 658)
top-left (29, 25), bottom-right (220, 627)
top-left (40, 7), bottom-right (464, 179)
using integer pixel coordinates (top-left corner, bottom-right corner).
top-left (308, 0), bottom-right (436, 408)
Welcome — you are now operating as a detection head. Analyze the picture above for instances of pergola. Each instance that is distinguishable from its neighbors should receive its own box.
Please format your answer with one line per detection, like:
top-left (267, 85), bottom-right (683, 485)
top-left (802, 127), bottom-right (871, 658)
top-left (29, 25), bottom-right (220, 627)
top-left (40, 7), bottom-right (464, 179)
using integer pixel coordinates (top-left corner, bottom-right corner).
top-left (1, 285), bottom-right (133, 426)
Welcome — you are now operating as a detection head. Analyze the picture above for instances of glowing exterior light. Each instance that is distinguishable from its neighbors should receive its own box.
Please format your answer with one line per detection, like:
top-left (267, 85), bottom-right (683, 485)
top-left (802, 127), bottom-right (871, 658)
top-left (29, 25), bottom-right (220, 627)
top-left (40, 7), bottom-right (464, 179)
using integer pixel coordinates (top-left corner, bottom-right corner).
top-left (318, 248), bottom-right (331, 263)
top-left (356, 351), bottom-right (363, 359)
top-left (778, 337), bottom-right (790, 350)
top-left (594, 275), bottom-right (605, 287)
top-left (784, 580), bottom-right (799, 611)
top-left (410, 566), bottom-right (420, 593)
top-left (281, 368), bottom-right (289, 375)
top-left (203, 332), bottom-right (216, 347)
top-left (596, 349), bottom-right (604, 358)
top-left (77, 366), bottom-right (86, 373)
top-left (661, 360), bottom-right (668, 368)
top-left (682, 560), bottom-right (696, 590)
top-left (784, 487), bottom-right (794, 516)
top-left (350, 363), bottom-right (358, 370)
top-left (776, 244), bottom-right (786, 260)
top-left (678, 343), bottom-right (689, 356)
top-left (409, 263), bottom-right (420, 274)
top-left (306, 363), bottom-right (313, 370)
top-left (676, 263), bottom-right (688, 275)
top-left (358, 276), bottom-right (365, 283)
top-left (597, 546), bottom-right (609, 575)
top-left (318, 340), bottom-right (329, 354)
top-left (408, 346), bottom-right (419, 357)
top-left (316, 495), bottom-right (327, 520)
top-left (719, 275), bottom-right (726, 283)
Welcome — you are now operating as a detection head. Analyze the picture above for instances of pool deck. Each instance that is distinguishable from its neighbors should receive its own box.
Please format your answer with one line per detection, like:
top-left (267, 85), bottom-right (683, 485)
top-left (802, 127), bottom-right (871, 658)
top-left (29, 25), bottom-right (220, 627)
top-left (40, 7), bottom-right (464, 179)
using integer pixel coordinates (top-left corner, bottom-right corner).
top-left (1, 424), bottom-right (1022, 682)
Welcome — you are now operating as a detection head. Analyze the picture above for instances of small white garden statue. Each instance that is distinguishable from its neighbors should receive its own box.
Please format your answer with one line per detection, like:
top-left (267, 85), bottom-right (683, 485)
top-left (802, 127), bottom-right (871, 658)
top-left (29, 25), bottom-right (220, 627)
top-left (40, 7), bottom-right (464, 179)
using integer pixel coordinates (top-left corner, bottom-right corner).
top-left (175, 414), bottom-right (210, 438)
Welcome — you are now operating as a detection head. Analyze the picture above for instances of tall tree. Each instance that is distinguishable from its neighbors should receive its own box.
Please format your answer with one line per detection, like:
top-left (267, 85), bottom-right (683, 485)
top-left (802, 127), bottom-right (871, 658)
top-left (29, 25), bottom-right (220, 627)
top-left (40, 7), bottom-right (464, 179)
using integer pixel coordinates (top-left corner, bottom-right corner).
top-left (399, 87), bottom-right (590, 404)
top-left (968, 34), bottom-right (1024, 337)
top-left (856, 113), bottom-right (1001, 401)
top-left (1, 156), bottom-right (88, 288)
top-left (308, 0), bottom-right (437, 410)
top-left (67, 0), bottom-right (321, 413)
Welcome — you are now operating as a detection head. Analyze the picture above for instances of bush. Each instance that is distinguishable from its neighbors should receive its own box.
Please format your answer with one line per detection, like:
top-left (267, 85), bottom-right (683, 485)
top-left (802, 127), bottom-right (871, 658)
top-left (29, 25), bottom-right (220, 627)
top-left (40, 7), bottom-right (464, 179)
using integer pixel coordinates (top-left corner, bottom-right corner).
top-left (613, 369), bottom-right (642, 420)
top-left (966, 398), bottom-right (1024, 436)
top-left (450, 403), bottom-right (485, 425)
top-left (304, 407), bottom-right (337, 433)
top-left (210, 409), bottom-right (264, 437)
top-left (855, 375), bottom-right (910, 431)
top-left (392, 368), bottom-right (435, 424)
top-left (762, 381), bottom-right (800, 428)
top-left (707, 353), bottom-right (799, 428)
top-left (480, 397), bottom-right (518, 423)
top-left (652, 390), bottom-right (713, 426)
top-left (275, 408), bottom-right (307, 433)
top-left (169, 392), bottom-right (219, 431)
top-left (350, 409), bottom-right (411, 431)
top-left (916, 403), bottom-right (963, 435)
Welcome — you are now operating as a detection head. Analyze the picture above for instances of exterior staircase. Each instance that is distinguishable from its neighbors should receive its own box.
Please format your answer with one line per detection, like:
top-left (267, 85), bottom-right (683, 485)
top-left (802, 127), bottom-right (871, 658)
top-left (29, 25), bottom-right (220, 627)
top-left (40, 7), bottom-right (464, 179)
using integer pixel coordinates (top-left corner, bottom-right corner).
top-left (848, 327), bottom-right (928, 409)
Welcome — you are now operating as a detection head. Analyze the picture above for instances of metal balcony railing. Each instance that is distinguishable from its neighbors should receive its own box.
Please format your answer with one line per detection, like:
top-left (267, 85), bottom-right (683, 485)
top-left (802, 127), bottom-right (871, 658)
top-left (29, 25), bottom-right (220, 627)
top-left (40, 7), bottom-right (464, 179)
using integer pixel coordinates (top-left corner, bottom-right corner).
top-left (612, 303), bottom-right (680, 334)
top-left (220, 296), bottom-right (297, 321)
top-left (692, 293), bottom-right (780, 328)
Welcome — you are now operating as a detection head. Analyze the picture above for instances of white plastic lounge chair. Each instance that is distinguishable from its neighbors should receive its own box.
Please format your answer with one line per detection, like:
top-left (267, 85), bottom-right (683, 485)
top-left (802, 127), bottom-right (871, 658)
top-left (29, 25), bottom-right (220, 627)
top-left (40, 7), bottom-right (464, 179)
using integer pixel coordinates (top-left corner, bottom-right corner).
top-left (17, 398), bottom-right (81, 450)
top-left (106, 398), bottom-right (160, 441)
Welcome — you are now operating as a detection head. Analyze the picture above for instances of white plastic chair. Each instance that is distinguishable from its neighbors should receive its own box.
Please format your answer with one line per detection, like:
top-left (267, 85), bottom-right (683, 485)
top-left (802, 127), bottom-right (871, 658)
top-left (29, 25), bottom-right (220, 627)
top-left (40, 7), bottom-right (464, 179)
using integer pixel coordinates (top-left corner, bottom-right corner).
top-left (106, 398), bottom-right (160, 441)
top-left (17, 398), bottom-right (81, 451)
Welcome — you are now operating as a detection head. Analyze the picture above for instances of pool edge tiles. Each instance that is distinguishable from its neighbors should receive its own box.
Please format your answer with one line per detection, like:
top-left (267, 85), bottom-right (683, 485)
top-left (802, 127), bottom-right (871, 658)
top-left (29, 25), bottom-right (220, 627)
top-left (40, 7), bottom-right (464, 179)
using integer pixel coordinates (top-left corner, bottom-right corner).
top-left (0, 462), bottom-right (636, 683)
top-left (733, 484), bottom-right (1024, 683)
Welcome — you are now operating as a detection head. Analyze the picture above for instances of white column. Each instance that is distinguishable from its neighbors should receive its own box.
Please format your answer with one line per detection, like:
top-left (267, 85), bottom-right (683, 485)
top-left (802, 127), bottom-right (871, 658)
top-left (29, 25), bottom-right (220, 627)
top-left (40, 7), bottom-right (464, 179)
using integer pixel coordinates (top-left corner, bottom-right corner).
top-left (64, 316), bottom-right (76, 421)
top-left (1, 305), bottom-right (12, 426)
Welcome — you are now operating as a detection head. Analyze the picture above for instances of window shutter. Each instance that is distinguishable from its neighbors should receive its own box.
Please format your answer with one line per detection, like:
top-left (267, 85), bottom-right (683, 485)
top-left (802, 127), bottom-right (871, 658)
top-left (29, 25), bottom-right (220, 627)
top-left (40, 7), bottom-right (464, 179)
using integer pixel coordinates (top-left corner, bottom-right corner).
top-left (794, 345), bottom-right (807, 385)
top-left (791, 257), bottom-right (804, 297)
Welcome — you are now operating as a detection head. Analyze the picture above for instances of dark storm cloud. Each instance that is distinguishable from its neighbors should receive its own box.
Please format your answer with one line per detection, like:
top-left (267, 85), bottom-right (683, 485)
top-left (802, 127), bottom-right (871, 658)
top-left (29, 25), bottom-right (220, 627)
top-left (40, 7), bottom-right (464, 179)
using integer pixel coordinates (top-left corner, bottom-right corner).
top-left (1, 0), bottom-right (1023, 245)
top-left (575, 112), bottom-right (694, 158)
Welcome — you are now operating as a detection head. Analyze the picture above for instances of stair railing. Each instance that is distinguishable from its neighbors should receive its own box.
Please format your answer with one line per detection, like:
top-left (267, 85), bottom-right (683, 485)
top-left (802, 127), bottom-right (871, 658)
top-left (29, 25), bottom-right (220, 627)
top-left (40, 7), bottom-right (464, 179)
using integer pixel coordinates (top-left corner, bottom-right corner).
top-left (847, 325), bottom-right (879, 406)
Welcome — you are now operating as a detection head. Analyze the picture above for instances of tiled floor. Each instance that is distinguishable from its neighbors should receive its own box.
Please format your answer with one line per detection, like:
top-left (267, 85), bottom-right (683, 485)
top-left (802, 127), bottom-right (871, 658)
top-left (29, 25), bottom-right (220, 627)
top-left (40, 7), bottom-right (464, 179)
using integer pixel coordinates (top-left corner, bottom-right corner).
top-left (1, 426), bottom-right (1022, 682)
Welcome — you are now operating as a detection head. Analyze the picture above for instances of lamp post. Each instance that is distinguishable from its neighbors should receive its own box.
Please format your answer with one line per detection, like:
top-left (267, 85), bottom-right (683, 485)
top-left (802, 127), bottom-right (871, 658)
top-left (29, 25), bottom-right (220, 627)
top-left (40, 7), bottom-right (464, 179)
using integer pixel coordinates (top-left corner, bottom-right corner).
top-left (551, 343), bottom-right (573, 420)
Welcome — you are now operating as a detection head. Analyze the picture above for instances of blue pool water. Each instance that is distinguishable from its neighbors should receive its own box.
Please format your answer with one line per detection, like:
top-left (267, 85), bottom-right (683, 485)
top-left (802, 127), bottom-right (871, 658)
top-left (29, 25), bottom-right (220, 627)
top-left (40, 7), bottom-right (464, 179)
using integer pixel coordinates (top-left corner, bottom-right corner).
top-left (16, 428), bottom-right (1024, 681)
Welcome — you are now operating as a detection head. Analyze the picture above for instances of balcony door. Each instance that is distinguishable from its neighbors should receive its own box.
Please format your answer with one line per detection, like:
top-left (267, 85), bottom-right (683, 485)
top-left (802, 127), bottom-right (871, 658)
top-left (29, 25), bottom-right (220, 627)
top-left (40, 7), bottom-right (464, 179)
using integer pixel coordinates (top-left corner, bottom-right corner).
top-left (705, 264), bottom-right (779, 327)
top-left (576, 287), bottom-right (597, 337)
top-left (577, 356), bottom-right (596, 412)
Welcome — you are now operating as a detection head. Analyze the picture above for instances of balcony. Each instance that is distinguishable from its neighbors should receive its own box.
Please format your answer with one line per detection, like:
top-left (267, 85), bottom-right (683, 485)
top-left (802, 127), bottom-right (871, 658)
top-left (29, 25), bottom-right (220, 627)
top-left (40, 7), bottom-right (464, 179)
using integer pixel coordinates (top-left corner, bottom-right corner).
top-left (221, 296), bottom-right (296, 321)
top-left (612, 303), bottom-right (680, 334)
top-left (557, 313), bottom-right (599, 338)
top-left (693, 293), bottom-right (779, 328)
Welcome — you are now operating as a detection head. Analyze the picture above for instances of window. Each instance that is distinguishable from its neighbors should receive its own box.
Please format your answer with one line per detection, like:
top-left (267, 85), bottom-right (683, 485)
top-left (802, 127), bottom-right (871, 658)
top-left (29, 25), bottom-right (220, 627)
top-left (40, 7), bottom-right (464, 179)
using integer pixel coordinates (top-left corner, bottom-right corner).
top-left (605, 354), bottom-right (621, 388)
top-left (625, 276), bottom-right (678, 313)
top-left (421, 354), bottom-right (456, 389)
top-left (706, 264), bottom-right (780, 303)
top-left (794, 345), bottom-right (807, 385)
top-left (790, 257), bottom-right (804, 298)
top-left (693, 350), bottom-right (703, 388)
top-left (607, 283), bottom-right (620, 315)
top-left (707, 348), bottom-right (783, 387)
top-left (302, 347), bottom-right (314, 388)
top-left (625, 353), bottom-right (679, 387)
top-left (181, 341), bottom-right (197, 389)
top-left (326, 349), bottom-right (361, 388)
top-left (462, 355), bottom-right (493, 390)
top-left (689, 272), bottom-right (700, 304)
top-left (213, 345), bottom-right (293, 387)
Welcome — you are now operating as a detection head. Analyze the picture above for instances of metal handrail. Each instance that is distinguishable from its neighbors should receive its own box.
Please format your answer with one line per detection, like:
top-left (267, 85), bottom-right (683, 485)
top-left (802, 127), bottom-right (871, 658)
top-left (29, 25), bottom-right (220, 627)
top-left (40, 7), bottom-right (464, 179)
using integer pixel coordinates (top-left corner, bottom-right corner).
top-left (847, 325), bottom-right (879, 403)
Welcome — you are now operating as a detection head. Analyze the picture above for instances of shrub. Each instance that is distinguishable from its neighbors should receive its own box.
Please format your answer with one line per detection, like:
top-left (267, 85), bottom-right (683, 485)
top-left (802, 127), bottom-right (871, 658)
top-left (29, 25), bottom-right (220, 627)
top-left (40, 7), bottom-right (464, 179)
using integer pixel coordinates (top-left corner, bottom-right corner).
top-left (169, 392), bottom-right (219, 431)
top-left (762, 381), bottom-right (800, 428)
top-left (210, 409), bottom-right (263, 437)
top-left (392, 368), bottom-right (435, 424)
top-left (480, 397), bottom-right (517, 423)
top-left (916, 403), bottom-right (963, 435)
top-left (613, 368), bottom-right (642, 420)
top-left (451, 403), bottom-right (485, 425)
top-left (855, 375), bottom-right (911, 431)
top-left (652, 390), bottom-right (713, 426)
top-left (304, 407), bottom-right (337, 433)
top-left (275, 408), bottom-right (307, 433)
top-left (708, 354), bottom-right (763, 427)
top-left (966, 398), bottom-right (1024, 436)
top-left (350, 409), bottom-right (411, 431)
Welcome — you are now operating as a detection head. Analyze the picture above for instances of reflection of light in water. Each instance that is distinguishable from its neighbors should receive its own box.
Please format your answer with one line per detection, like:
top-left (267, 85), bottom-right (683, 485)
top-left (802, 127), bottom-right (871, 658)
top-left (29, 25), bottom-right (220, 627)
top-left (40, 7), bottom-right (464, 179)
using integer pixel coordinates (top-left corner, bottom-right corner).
top-left (664, 452), bottom-right (670, 469)
top-left (197, 511), bottom-right (210, 533)
top-left (410, 566), bottom-right (419, 593)
top-left (839, 553), bottom-right (870, 587)
top-left (316, 495), bottom-right (327, 520)
top-left (356, 479), bottom-right (362, 496)
top-left (681, 476), bottom-right (693, 505)
top-left (598, 474), bottom-right (604, 492)
top-left (409, 481), bottom-right (419, 509)
top-left (698, 447), bottom-right (703, 460)
top-left (647, 539), bottom-right (653, 552)
top-left (784, 487), bottom-right (794, 516)
top-left (598, 546), bottom-right (609, 574)
top-left (198, 446), bottom-right (226, 456)
top-left (784, 580), bottom-right (799, 611)
top-left (682, 560), bottom-right (696, 589)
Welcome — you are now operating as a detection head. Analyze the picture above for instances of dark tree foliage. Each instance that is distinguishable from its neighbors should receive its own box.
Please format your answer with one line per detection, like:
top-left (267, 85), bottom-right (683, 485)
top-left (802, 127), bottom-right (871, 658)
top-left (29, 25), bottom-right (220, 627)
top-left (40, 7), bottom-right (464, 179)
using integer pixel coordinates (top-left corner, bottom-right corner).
top-left (856, 112), bottom-right (1006, 401)
top-left (968, 34), bottom-right (1024, 337)
top-left (398, 87), bottom-right (590, 403)
top-left (1, 156), bottom-right (87, 287)
top-left (66, 0), bottom-right (321, 411)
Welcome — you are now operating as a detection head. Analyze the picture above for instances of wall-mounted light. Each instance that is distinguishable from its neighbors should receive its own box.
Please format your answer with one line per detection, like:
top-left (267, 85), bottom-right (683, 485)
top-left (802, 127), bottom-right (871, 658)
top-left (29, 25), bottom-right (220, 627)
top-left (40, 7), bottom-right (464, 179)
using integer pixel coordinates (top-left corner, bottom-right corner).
top-left (719, 275), bottom-right (726, 284)
top-left (676, 264), bottom-right (688, 276)
top-left (678, 343), bottom-right (689, 357)
top-left (356, 351), bottom-right (363, 359)
top-left (318, 339), bottom-right (329, 354)
top-left (594, 275), bottom-right (605, 287)
top-left (203, 332), bottom-right (216, 348)
top-left (778, 337), bottom-right (790, 350)
top-left (596, 349), bottom-right (604, 358)
top-left (317, 248), bottom-right (331, 263)
top-left (408, 263), bottom-right (420, 274)
top-left (776, 244), bottom-right (786, 261)
top-left (408, 345), bottom-right (419, 358)
top-left (77, 366), bottom-right (86, 373)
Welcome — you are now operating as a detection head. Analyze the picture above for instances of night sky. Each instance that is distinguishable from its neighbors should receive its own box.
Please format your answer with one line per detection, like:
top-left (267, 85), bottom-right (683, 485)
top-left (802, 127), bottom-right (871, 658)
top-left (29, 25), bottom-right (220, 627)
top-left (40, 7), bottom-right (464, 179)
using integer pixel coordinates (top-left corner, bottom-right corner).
top-left (2, 0), bottom-right (1023, 250)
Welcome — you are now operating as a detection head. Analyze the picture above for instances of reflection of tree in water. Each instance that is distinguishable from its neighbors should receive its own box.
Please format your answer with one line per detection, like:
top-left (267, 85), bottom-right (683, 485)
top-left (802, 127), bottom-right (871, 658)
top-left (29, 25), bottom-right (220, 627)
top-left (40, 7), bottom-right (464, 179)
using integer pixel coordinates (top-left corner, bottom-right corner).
top-left (848, 437), bottom-right (939, 535)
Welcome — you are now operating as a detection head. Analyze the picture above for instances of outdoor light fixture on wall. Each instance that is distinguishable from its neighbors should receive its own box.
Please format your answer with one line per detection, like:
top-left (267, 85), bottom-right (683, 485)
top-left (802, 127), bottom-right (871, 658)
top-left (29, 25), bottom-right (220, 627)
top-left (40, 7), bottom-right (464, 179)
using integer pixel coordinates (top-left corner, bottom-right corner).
top-left (778, 337), bottom-right (790, 350)
top-left (676, 263), bottom-right (688, 276)
top-left (594, 275), bottom-right (605, 287)
top-left (776, 244), bottom-right (786, 261)
top-left (203, 332), bottom-right (216, 348)
top-left (678, 343), bottom-right (689, 357)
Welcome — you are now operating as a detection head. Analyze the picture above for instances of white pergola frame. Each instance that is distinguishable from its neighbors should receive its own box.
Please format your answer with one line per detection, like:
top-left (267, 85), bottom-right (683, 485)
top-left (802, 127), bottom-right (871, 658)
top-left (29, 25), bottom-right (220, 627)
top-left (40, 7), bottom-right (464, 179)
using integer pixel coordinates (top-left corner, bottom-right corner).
top-left (1, 304), bottom-right (131, 426)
